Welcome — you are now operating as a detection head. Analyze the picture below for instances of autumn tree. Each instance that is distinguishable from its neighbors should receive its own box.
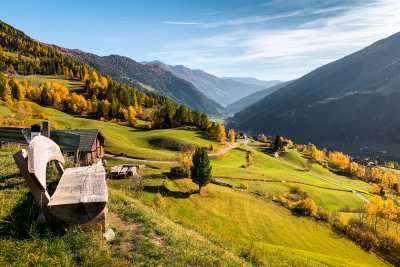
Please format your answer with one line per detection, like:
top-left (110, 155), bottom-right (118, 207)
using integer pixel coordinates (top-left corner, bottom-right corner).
top-left (0, 77), bottom-right (12, 104)
top-left (328, 151), bottom-right (350, 170)
top-left (309, 144), bottom-right (325, 162)
top-left (191, 148), bottom-right (212, 194)
top-left (128, 105), bottom-right (136, 126)
top-left (100, 99), bottom-right (111, 118)
top-left (217, 123), bottom-right (226, 144)
top-left (229, 129), bottom-right (235, 144)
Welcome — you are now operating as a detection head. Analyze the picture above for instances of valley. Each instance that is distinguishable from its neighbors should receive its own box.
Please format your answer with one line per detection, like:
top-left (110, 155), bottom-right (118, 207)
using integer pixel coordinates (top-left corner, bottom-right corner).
top-left (1, 7), bottom-right (400, 267)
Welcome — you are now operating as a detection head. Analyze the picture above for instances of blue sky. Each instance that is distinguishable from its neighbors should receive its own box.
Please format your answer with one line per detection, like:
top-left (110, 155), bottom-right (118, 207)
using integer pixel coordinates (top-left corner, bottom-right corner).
top-left (1, 0), bottom-right (400, 80)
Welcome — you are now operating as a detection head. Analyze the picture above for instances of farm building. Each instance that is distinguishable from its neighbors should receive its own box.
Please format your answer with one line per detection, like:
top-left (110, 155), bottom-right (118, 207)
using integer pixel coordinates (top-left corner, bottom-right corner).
top-left (0, 122), bottom-right (105, 166)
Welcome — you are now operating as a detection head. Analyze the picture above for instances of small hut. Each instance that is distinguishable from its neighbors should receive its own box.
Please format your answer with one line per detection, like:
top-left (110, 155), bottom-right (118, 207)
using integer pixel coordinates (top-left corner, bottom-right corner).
top-left (0, 122), bottom-right (105, 166)
top-left (52, 129), bottom-right (105, 166)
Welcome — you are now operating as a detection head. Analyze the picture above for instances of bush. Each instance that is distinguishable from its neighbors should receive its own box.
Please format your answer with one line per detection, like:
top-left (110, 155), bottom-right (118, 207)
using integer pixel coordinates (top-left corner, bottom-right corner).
top-left (291, 198), bottom-right (317, 216)
top-left (344, 219), bottom-right (379, 251)
top-left (289, 186), bottom-right (308, 199)
top-left (238, 183), bottom-right (248, 190)
top-left (169, 166), bottom-right (190, 178)
top-left (153, 193), bottom-right (166, 208)
top-left (316, 208), bottom-right (330, 222)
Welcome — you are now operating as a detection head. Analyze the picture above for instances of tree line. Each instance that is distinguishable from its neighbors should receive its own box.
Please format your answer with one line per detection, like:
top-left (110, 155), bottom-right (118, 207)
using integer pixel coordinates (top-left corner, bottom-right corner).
top-left (301, 143), bottom-right (399, 196)
top-left (0, 20), bottom-right (212, 130)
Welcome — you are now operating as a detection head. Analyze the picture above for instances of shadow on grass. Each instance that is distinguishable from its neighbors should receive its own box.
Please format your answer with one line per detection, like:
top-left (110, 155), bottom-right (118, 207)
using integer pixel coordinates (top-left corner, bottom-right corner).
top-left (0, 191), bottom-right (65, 240)
top-left (143, 185), bottom-right (195, 199)
top-left (0, 173), bottom-right (24, 190)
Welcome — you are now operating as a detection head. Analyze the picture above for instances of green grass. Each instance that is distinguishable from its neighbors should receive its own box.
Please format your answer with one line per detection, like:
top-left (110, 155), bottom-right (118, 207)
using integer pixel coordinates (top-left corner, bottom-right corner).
top-left (211, 147), bottom-right (373, 211)
top-left (124, 177), bottom-right (386, 267)
top-left (0, 147), bottom-right (246, 266)
top-left (0, 101), bottom-right (222, 160)
top-left (0, 103), bottom-right (13, 117)
top-left (0, 102), bottom-right (389, 266)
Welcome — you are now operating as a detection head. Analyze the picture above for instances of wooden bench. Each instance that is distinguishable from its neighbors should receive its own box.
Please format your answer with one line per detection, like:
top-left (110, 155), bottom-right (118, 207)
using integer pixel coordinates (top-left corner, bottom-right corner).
top-left (13, 135), bottom-right (108, 230)
top-left (109, 164), bottom-right (139, 179)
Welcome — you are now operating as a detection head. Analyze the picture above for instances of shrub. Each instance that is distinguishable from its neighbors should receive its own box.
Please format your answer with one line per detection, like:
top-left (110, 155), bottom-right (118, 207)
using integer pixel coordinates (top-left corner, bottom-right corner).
top-left (239, 247), bottom-right (263, 266)
top-left (316, 208), bottom-right (330, 222)
top-left (238, 183), bottom-right (248, 190)
top-left (169, 166), bottom-right (190, 178)
top-left (289, 186), bottom-right (308, 199)
top-left (344, 219), bottom-right (379, 251)
top-left (130, 175), bottom-right (145, 198)
top-left (153, 193), bottom-right (166, 208)
top-left (291, 198), bottom-right (317, 216)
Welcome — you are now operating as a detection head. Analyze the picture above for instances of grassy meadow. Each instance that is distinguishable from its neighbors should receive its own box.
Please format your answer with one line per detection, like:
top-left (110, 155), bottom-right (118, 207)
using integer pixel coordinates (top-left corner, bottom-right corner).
top-left (0, 100), bottom-right (222, 160)
top-left (0, 101), bottom-right (390, 266)
top-left (15, 75), bottom-right (85, 91)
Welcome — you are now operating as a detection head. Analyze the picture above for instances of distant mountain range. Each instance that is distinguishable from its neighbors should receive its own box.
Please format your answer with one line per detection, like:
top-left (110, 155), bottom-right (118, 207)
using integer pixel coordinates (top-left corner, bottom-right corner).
top-left (226, 81), bottom-right (291, 114)
top-left (230, 31), bottom-right (400, 160)
top-left (62, 50), bottom-right (224, 116)
top-left (146, 61), bottom-right (280, 107)
top-left (224, 77), bottom-right (281, 89)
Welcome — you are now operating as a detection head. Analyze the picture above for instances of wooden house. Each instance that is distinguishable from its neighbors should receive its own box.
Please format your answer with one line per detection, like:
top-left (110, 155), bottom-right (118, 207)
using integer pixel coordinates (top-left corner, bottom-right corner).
top-left (0, 123), bottom-right (105, 166)
top-left (51, 129), bottom-right (105, 166)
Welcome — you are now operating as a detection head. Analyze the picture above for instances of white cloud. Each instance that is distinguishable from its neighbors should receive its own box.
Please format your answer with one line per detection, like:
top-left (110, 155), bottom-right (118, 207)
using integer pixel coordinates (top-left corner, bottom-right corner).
top-left (152, 0), bottom-right (400, 80)
top-left (163, 21), bottom-right (203, 25)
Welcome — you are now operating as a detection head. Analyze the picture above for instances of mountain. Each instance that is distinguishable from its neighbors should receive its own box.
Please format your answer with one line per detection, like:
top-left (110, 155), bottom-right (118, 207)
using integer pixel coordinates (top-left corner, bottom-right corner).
top-left (230, 32), bottom-right (400, 160)
top-left (224, 77), bottom-right (281, 88)
top-left (146, 61), bottom-right (275, 106)
top-left (226, 81), bottom-right (291, 114)
top-left (63, 50), bottom-right (224, 115)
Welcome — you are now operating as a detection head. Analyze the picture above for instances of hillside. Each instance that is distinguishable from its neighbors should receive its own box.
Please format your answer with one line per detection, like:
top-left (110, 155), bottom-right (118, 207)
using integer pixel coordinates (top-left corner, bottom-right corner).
top-left (63, 50), bottom-right (224, 115)
top-left (0, 100), bottom-right (389, 266)
top-left (226, 81), bottom-right (291, 114)
top-left (147, 61), bottom-right (275, 106)
top-left (230, 31), bottom-right (400, 160)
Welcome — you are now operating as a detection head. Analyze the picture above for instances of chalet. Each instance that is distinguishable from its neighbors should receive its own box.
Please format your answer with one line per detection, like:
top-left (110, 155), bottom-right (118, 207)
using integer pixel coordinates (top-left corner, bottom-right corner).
top-left (0, 122), bottom-right (105, 166)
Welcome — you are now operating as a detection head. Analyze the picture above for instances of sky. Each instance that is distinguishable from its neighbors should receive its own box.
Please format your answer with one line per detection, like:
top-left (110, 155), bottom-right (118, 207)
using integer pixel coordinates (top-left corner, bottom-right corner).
top-left (1, 0), bottom-right (400, 80)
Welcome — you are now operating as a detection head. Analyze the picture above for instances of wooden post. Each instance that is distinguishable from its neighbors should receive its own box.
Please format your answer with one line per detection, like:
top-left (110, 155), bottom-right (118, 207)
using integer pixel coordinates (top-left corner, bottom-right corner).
top-left (13, 151), bottom-right (61, 224)
top-left (42, 121), bottom-right (50, 137)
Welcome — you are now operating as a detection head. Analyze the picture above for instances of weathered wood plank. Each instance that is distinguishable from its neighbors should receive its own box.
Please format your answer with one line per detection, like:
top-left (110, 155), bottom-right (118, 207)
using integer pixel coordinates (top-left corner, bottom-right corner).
top-left (48, 163), bottom-right (107, 224)
top-left (49, 164), bottom-right (107, 206)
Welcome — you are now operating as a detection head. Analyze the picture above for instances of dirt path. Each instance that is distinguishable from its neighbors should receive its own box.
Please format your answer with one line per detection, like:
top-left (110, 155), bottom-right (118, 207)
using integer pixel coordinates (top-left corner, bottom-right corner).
top-left (105, 153), bottom-right (178, 164)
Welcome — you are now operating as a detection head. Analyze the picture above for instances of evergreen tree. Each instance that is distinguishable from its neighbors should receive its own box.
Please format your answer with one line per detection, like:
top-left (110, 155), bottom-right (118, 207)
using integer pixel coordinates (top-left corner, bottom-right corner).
top-left (273, 136), bottom-right (283, 152)
top-left (191, 148), bottom-right (212, 194)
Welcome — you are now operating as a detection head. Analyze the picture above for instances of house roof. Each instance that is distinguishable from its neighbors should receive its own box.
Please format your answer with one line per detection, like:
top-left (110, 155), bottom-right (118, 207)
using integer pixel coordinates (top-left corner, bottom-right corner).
top-left (52, 129), bottom-right (104, 152)
top-left (0, 127), bottom-right (104, 153)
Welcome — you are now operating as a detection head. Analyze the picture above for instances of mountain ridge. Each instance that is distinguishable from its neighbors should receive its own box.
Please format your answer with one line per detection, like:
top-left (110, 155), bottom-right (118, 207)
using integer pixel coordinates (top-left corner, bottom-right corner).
top-left (61, 49), bottom-right (224, 115)
top-left (230, 31), bottom-right (400, 159)
top-left (146, 61), bottom-right (278, 106)
top-left (226, 81), bottom-right (291, 114)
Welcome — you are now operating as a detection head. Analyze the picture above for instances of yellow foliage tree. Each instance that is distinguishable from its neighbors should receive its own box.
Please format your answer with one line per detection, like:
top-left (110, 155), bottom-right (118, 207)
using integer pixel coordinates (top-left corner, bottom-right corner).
top-left (328, 151), bottom-right (350, 170)
top-left (310, 144), bottom-right (325, 162)
top-left (217, 123), bottom-right (226, 144)
top-left (228, 129), bottom-right (235, 145)
top-left (128, 105), bottom-right (136, 126)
